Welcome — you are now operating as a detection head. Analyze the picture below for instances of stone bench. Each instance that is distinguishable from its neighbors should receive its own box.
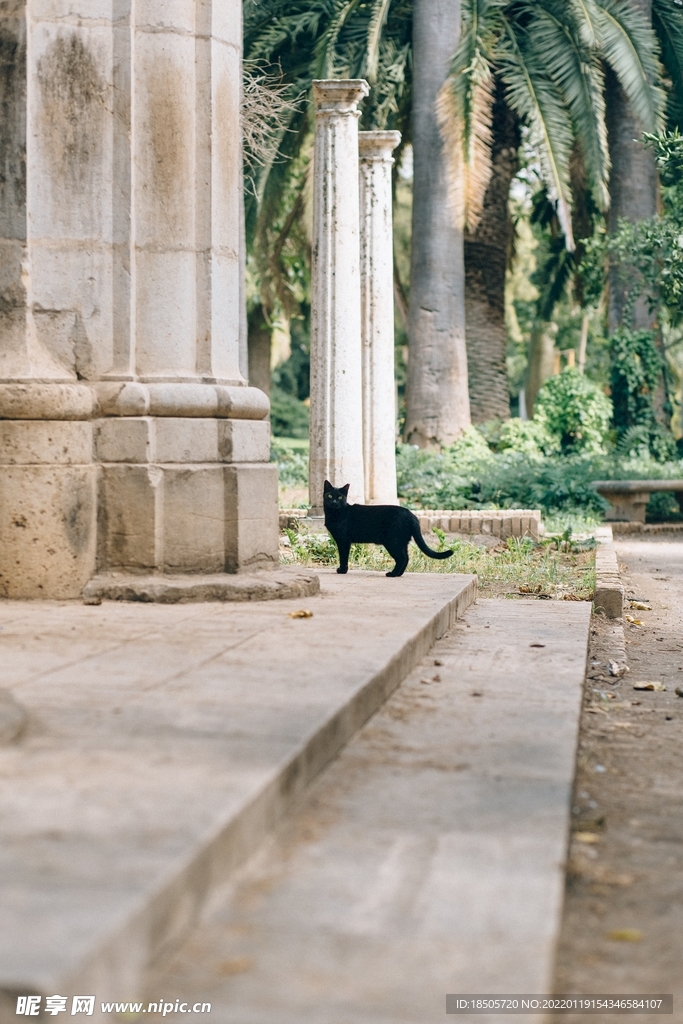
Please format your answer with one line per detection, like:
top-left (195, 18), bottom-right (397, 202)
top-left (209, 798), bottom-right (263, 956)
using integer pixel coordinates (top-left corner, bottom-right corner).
top-left (592, 480), bottom-right (683, 523)
top-left (280, 508), bottom-right (542, 540)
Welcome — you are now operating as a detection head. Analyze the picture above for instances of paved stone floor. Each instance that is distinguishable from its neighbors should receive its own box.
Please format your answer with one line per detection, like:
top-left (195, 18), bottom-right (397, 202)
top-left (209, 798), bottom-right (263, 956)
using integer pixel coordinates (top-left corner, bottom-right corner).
top-left (0, 571), bottom-right (474, 1017)
top-left (144, 600), bottom-right (590, 1024)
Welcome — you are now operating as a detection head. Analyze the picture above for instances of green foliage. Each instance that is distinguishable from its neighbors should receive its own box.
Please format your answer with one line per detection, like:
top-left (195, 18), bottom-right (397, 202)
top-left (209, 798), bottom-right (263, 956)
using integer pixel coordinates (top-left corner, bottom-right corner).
top-left (269, 388), bottom-right (310, 439)
top-left (533, 370), bottom-right (612, 452)
top-left (272, 428), bottom-right (683, 520)
top-left (270, 438), bottom-right (309, 488)
top-left (582, 132), bottom-right (683, 329)
top-left (450, 0), bottom-right (666, 243)
top-left (477, 416), bottom-right (558, 454)
top-left (610, 327), bottom-right (664, 429)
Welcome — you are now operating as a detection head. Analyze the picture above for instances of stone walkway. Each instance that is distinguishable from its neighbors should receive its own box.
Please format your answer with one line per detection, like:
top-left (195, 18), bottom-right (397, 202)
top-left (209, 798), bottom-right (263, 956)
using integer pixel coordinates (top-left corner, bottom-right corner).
top-left (144, 600), bottom-right (591, 1024)
top-left (0, 571), bottom-right (475, 1020)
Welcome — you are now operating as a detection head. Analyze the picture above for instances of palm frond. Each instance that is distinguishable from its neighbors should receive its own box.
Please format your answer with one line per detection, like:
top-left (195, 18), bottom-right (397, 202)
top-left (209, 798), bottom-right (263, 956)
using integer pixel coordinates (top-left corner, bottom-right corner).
top-left (590, 0), bottom-right (666, 133)
top-left (439, 0), bottom-right (504, 231)
top-left (365, 0), bottom-right (395, 82)
top-left (498, 17), bottom-right (576, 248)
top-left (527, 0), bottom-right (610, 211)
top-left (312, 0), bottom-right (364, 79)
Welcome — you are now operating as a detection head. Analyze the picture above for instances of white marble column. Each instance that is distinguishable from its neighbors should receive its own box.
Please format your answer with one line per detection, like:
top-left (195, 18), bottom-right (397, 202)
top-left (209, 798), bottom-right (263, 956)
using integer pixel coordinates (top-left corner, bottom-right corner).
top-left (309, 80), bottom-right (369, 515)
top-left (359, 130), bottom-right (401, 504)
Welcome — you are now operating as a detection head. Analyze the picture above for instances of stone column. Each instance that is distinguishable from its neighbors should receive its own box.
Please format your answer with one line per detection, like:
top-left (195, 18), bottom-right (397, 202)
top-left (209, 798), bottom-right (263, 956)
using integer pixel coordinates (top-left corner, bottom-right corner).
top-left (0, 0), bottom-right (278, 598)
top-left (308, 80), bottom-right (369, 515)
top-left (359, 131), bottom-right (401, 504)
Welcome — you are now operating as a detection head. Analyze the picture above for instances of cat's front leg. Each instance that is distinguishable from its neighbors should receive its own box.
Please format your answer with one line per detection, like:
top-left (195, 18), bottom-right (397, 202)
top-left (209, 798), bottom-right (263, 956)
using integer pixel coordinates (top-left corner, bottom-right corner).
top-left (336, 539), bottom-right (351, 574)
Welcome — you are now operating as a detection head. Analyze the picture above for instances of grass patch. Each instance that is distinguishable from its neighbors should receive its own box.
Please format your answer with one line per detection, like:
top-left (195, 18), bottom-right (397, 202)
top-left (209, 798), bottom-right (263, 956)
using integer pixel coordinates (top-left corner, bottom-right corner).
top-left (281, 529), bottom-right (596, 600)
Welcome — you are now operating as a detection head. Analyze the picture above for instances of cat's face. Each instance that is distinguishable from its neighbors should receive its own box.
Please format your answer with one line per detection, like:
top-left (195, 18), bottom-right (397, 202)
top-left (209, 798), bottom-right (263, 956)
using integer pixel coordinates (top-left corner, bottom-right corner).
top-left (323, 481), bottom-right (350, 510)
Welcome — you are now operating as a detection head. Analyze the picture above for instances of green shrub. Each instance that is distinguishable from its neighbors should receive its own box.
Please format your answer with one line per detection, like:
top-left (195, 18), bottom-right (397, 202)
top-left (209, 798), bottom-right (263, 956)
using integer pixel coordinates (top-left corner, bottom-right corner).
top-left (269, 387), bottom-right (310, 438)
top-left (271, 438), bottom-right (309, 489)
top-left (477, 417), bottom-right (558, 455)
top-left (534, 370), bottom-right (613, 453)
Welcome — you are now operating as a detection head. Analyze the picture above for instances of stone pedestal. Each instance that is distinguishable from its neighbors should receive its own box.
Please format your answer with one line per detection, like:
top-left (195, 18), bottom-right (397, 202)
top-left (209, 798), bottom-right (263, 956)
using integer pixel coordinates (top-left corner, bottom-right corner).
top-left (359, 131), bottom-right (401, 504)
top-left (0, 1), bottom-right (278, 598)
top-left (308, 80), bottom-right (369, 515)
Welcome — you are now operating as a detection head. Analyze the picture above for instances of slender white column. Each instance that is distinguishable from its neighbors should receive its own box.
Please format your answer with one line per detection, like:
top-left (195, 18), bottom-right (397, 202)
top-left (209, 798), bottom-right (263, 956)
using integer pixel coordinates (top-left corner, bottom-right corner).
top-left (359, 130), bottom-right (401, 504)
top-left (309, 80), bottom-right (369, 515)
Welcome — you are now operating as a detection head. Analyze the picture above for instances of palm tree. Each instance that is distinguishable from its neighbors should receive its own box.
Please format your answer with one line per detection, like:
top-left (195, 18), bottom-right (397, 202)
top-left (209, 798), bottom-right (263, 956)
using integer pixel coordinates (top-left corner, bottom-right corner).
top-left (405, 0), bottom-right (471, 447)
top-left (244, 0), bottom-right (680, 437)
top-left (441, 0), bottom-right (667, 421)
top-left (607, 0), bottom-right (683, 333)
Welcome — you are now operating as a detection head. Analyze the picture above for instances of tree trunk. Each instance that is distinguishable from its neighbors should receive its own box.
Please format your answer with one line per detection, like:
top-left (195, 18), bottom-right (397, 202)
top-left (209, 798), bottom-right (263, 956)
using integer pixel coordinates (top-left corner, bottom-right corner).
top-left (465, 87), bottom-right (519, 423)
top-left (247, 305), bottom-right (271, 399)
top-left (605, 0), bottom-right (657, 334)
top-left (405, 0), bottom-right (470, 447)
top-left (525, 322), bottom-right (557, 417)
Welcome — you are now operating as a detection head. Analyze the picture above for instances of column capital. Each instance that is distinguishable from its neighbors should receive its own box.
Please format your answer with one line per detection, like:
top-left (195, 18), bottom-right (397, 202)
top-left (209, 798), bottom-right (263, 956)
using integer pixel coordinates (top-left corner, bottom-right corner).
top-left (312, 79), bottom-right (369, 112)
top-left (358, 130), bottom-right (402, 161)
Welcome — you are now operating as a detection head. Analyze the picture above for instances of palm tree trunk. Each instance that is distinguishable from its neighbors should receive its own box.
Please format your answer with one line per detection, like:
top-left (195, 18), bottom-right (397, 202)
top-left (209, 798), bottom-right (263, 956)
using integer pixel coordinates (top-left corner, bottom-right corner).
top-left (525, 322), bottom-right (557, 417)
top-left (605, 0), bottom-right (657, 334)
top-left (465, 87), bottom-right (519, 423)
top-left (247, 305), bottom-right (271, 399)
top-left (405, 0), bottom-right (470, 447)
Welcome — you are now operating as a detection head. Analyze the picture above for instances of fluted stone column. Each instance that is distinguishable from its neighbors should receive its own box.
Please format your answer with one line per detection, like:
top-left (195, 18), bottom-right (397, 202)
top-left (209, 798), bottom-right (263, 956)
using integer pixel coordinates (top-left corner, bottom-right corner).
top-left (308, 80), bottom-right (369, 515)
top-left (359, 131), bottom-right (401, 504)
top-left (0, 0), bottom-right (277, 598)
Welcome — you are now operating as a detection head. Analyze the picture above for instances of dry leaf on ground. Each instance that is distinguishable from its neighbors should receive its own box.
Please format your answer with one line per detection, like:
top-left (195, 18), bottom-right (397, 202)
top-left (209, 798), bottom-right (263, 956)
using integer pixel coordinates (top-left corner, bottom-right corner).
top-left (607, 929), bottom-right (642, 942)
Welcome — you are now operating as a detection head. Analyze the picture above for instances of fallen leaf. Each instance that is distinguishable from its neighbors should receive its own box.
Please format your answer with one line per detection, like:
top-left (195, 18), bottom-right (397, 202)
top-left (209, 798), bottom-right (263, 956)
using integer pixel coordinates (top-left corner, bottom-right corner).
top-left (530, 643), bottom-right (546, 648)
top-left (470, 691), bottom-right (483, 697)
top-left (574, 832), bottom-right (600, 844)
top-left (289, 609), bottom-right (313, 619)
top-left (607, 929), bottom-right (642, 943)
top-left (625, 615), bottom-right (643, 626)
top-left (562, 593), bottom-right (584, 601)
top-left (633, 681), bottom-right (666, 691)
top-left (608, 661), bottom-right (629, 678)
top-left (629, 601), bottom-right (651, 611)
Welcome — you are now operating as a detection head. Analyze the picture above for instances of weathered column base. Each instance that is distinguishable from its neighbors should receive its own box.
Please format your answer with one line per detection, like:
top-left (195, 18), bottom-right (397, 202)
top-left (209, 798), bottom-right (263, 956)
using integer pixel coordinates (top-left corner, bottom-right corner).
top-left (97, 418), bottom-right (278, 575)
top-left (0, 387), bottom-right (280, 598)
top-left (0, 420), bottom-right (97, 599)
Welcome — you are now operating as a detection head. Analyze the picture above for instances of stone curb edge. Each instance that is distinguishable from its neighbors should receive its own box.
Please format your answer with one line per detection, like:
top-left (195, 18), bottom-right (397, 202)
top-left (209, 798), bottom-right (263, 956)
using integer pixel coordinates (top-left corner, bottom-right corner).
top-left (82, 569), bottom-right (321, 604)
top-left (594, 525), bottom-right (624, 619)
top-left (54, 574), bottom-right (478, 1002)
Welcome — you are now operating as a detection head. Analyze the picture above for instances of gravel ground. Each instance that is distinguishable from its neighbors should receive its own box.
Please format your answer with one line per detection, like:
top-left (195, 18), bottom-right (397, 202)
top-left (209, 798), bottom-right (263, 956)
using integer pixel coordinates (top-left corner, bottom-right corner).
top-left (554, 536), bottom-right (683, 1023)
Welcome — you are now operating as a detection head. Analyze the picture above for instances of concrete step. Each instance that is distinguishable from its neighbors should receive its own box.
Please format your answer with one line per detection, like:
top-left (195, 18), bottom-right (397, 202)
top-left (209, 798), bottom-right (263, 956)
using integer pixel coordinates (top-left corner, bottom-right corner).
top-left (144, 599), bottom-right (591, 1024)
top-left (0, 571), bottom-right (476, 1021)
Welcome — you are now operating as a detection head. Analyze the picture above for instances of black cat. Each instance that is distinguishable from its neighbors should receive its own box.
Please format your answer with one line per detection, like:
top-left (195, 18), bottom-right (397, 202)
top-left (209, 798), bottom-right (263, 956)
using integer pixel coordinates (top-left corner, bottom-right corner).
top-left (323, 481), bottom-right (454, 577)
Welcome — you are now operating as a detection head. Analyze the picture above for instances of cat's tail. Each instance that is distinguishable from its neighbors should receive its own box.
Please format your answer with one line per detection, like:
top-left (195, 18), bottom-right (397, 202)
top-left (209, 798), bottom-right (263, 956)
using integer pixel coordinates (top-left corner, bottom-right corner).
top-left (411, 516), bottom-right (454, 560)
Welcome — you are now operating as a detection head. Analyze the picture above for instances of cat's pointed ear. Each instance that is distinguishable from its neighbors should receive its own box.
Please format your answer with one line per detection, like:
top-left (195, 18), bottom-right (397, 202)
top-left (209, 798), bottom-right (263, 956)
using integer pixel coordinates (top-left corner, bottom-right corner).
top-left (341, 483), bottom-right (350, 495)
top-left (324, 479), bottom-right (332, 490)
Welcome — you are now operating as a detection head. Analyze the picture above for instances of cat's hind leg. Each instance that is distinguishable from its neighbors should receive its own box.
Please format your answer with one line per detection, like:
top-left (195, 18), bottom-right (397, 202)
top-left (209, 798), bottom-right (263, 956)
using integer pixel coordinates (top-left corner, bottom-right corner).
top-left (336, 539), bottom-right (351, 574)
top-left (385, 543), bottom-right (409, 577)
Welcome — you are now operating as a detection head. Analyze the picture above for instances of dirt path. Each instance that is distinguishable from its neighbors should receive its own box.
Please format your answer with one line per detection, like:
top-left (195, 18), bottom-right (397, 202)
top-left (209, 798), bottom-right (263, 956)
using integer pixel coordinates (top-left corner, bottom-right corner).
top-left (554, 536), bottom-right (683, 1022)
